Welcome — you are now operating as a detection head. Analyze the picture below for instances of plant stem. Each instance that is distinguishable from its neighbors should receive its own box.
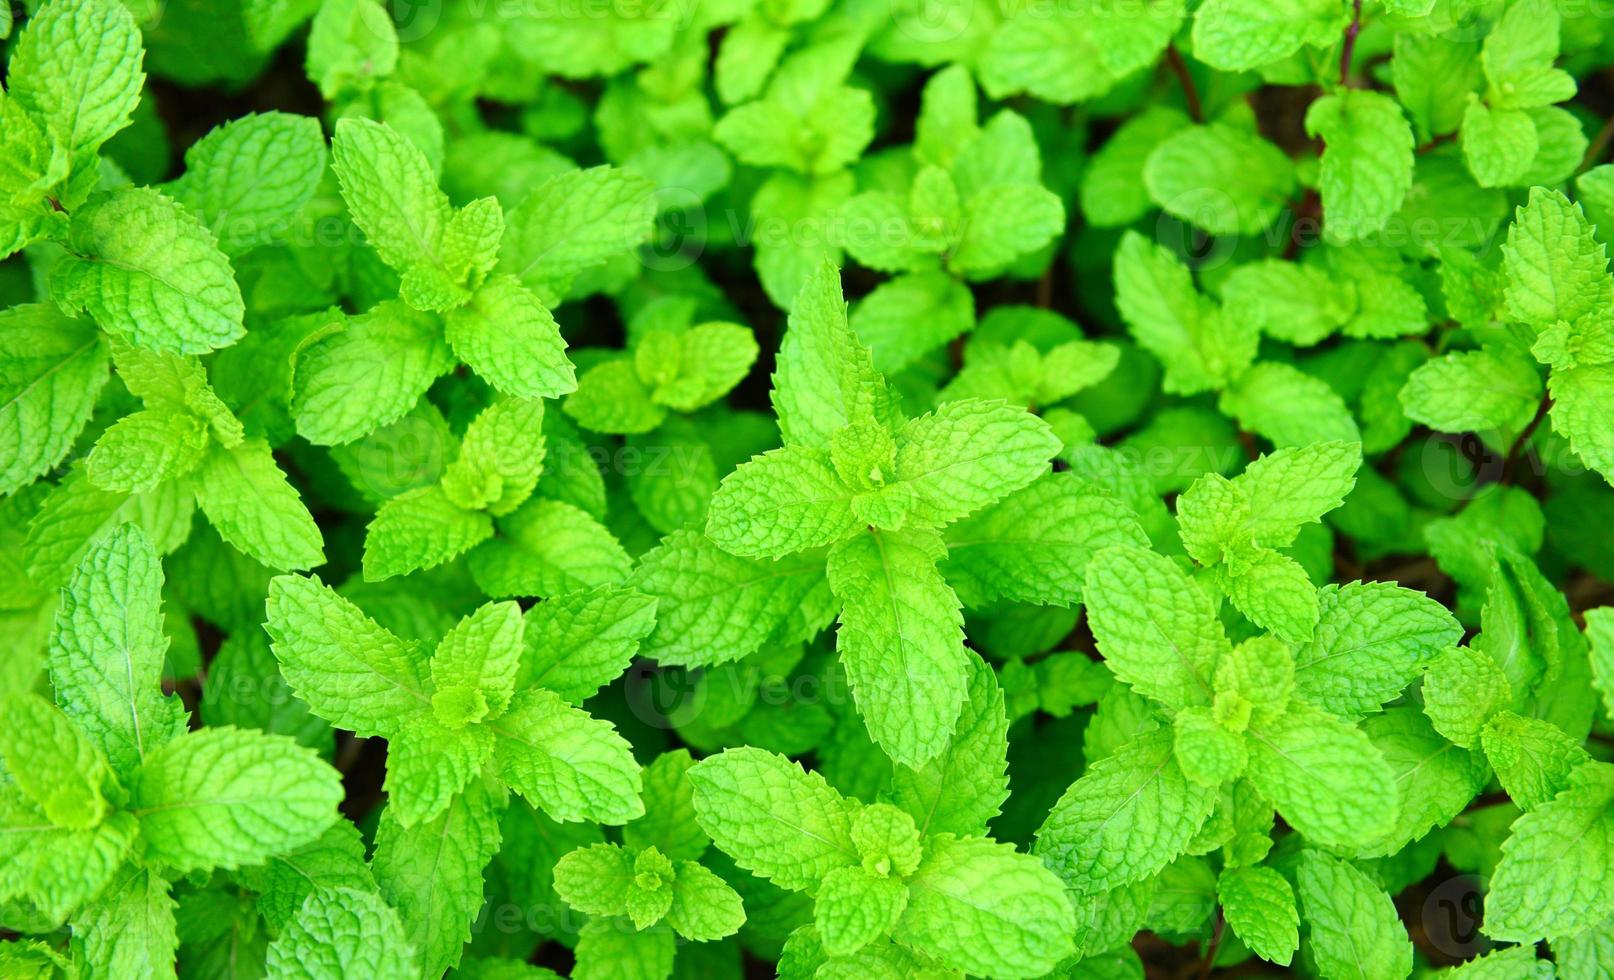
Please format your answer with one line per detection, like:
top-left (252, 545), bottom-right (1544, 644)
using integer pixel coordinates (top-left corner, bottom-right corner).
top-left (1581, 113), bottom-right (1614, 172)
top-left (1166, 44), bottom-right (1204, 123)
top-left (1339, 0), bottom-right (1363, 86)
top-left (1502, 397), bottom-right (1552, 485)
top-left (1197, 907), bottom-right (1226, 980)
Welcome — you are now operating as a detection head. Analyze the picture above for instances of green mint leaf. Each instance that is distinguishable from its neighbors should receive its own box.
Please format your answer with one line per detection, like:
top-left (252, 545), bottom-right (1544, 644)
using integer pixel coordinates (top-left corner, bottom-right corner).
top-left (129, 726), bottom-right (342, 873)
top-left (488, 688), bottom-right (643, 824)
top-left (827, 529), bottom-right (969, 767)
top-left (371, 774), bottom-right (504, 979)
top-left (1292, 581), bottom-right (1462, 717)
top-left (1083, 545), bottom-right (1224, 710)
top-left (553, 842), bottom-right (639, 919)
top-left (330, 117), bottom-right (473, 309)
top-left (771, 263), bottom-right (898, 450)
top-left (1246, 701), bottom-right (1398, 848)
top-left (621, 749), bottom-right (706, 861)
top-left (1191, 0), bottom-right (1345, 71)
top-left (890, 400), bottom-right (1060, 528)
top-left (264, 573), bottom-right (432, 737)
top-left (444, 275), bottom-right (576, 399)
top-left (48, 522), bottom-right (187, 778)
top-left (494, 166), bottom-right (657, 304)
top-left (1483, 762), bottom-right (1614, 942)
top-left (688, 746), bottom-right (858, 892)
top-left (893, 834), bottom-right (1075, 978)
top-left (382, 714), bottom-right (488, 827)
top-left (1143, 122), bottom-right (1296, 235)
top-left (430, 600), bottom-right (524, 719)
top-left (564, 358), bottom-right (662, 434)
top-left (1306, 89), bottom-right (1415, 242)
top-left (1547, 363), bottom-right (1614, 486)
top-left (1586, 607), bottom-right (1614, 720)
top-left (1422, 645), bottom-right (1511, 748)
top-left (1481, 711), bottom-right (1591, 811)
top-left (6, 0), bottom-right (144, 201)
top-left (304, 0), bottom-right (397, 99)
top-left (86, 408), bottom-right (210, 494)
top-left (628, 528), bottom-right (833, 668)
top-left (1393, 34), bottom-right (1481, 142)
top-left (888, 652), bottom-right (1010, 837)
top-left (1361, 707), bottom-right (1488, 858)
top-left (0, 780), bottom-right (134, 925)
top-left (467, 497), bottom-right (631, 599)
top-left (1219, 361), bottom-right (1361, 447)
top-left (240, 821), bottom-right (376, 932)
top-left (1219, 259), bottom-right (1352, 347)
top-left (194, 437), bottom-right (325, 571)
top-left (1035, 729), bottom-right (1218, 897)
top-left (292, 301), bottom-right (453, 446)
top-left (664, 860), bottom-right (746, 941)
top-left (572, 920), bottom-right (675, 980)
top-left (1462, 101), bottom-right (1539, 188)
top-left (943, 472), bottom-right (1148, 608)
top-left (166, 111), bottom-right (327, 256)
top-left (0, 306), bottom-right (108, 495)
top-left (814, 866), bottom-right (907, 957)
top-left (706, 446), bottom-right (860, 559)
top-left (1218, 865), bottom-right (1298, 966)
top-left (1400, 346), bottom-right (1544, 438)
top-left (71, 866), bottom-right (178, 979)
top-left (52, 187), bottom-right (246, 354)
top-left (520, 586), bottom-right (658, 704)
top-left (1296, 850), bottom-right (1413, 980)
top-left (1113, 231), bottom-right (1257, 395)
top-left (1482, 0), bottom-right (1575, 110)
top-left (850, 272), bottom-right (974, 375)
top-left (0, 692), bottom-right (114, 829)
top-left (363, 485), bottom-right (492, 581)
top-left (264, 886), bottom-right (417, 980)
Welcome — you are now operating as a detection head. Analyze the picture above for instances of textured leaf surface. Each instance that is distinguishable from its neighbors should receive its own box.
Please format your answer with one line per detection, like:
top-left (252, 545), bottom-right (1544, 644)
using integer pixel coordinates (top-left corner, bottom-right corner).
top-left (1246, 702), bottom-right (1399, 848)
top-left (894, 835), bottom-right (1075, 978)
top-left (688, 747), bottom-right (859, 892)
top-left (194, 438), bottom-right (325, 571)
top-left (130, 726), bottom-right (342, 873)
top-left (1083, 546), bottom-right (1223, 710)
top-left (265, 574), bottom-right (432, 737)
top-left (827, 529), bottom-right (969, 767)
top-left (1296, 851), bottom-right (1412, 980)
top-left (48, 523), bottom-right (188, 778)
top-left (489, 688), bottom-right (644, 824)
top-left (265, 886), bottom-right (416, 980)
top-left (0, 306), bottom-right (108, 495)
top-left (53, 188), bottom-right (245, 354)
top-left (372, 775), bottom-right (504, 979)
top-left (1292, 582), bottom-right (1461, 717)
top-left (1036, 729), bottom-right (1217, 897)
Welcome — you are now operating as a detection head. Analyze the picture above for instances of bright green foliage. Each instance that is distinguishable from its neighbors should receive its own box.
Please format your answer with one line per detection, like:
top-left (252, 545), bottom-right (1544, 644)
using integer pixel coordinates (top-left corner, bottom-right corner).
top-left (3, 525), bottom-right (341, 973)
top-left (1306, 90), bottom-right (1415, 242)
top-left (567, 313), bottom-right (758, 435)
top-left (265, 574), bottom-right (644, 827)
top-left (1177, 441), bottom-right (1361, 641)
top-left (1296, 851), bottom-right (1414, 980)
top-left (53, 187), bottom-right (246, 354)
top-left (689, 746), bottom-right (1074, 977)
top-left (4, 0), bottom-right (1614, 975)
top-left (553, 841), bottom-right (744, 943)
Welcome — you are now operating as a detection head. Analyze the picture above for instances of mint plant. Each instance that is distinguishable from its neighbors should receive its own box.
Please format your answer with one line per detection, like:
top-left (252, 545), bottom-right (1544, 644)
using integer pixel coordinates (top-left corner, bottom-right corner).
top-left (1, 526), bottom-right (342, 976)
top-left (8, 0), bottom-right (1614, 976)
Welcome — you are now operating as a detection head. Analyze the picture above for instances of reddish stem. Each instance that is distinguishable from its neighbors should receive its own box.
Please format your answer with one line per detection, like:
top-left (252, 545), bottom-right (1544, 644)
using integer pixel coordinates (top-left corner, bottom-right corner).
top-left (1166, 44), bottom-right (1205, 124)
top-left (1339, 0), bottom-right (1363, 86)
